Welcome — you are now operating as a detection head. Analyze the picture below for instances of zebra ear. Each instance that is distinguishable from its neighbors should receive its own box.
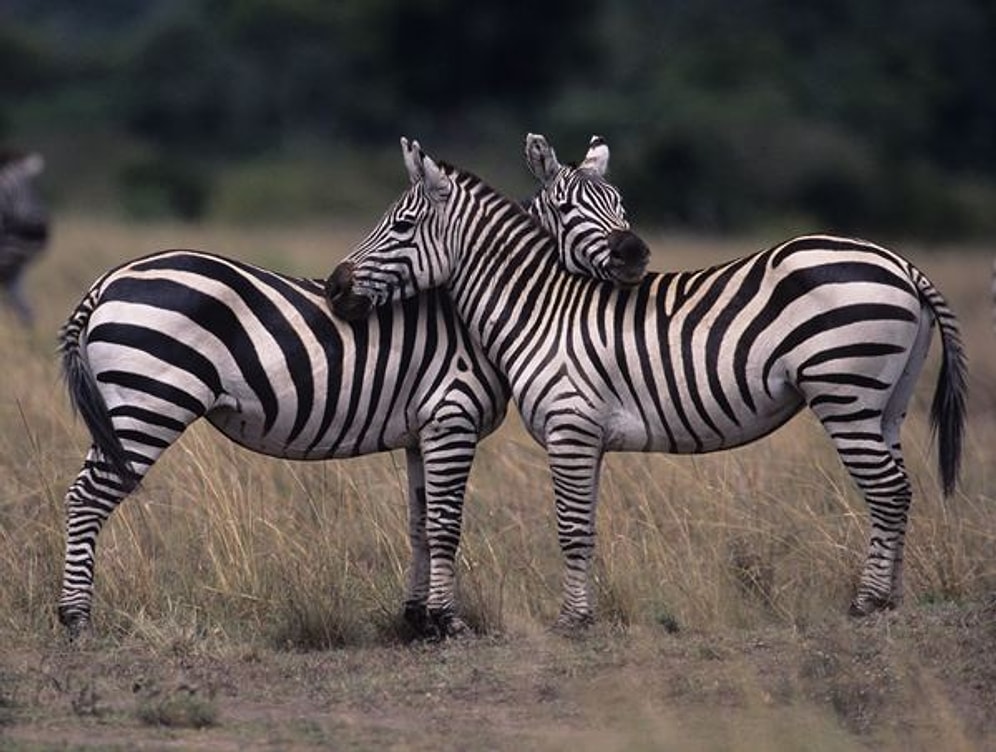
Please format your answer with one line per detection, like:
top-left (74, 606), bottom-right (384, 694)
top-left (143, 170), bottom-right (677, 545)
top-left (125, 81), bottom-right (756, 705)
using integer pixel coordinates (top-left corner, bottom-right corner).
top-left (580, 135), bottom-right (609, 176)
top-left (401, 137), bottom-right (423, 185)
top-left (524, 133), bottom-right (561, 185)
top-left (414, 141), bottom-right (452, 202)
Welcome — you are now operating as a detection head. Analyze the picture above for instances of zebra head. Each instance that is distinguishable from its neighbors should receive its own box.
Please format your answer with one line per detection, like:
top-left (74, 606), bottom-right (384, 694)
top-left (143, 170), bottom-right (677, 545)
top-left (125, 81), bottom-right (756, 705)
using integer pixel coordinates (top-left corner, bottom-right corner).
top-left (524, 134), bottom-right (649, 286)
top-left (326, 137), bottom-right (453, 320)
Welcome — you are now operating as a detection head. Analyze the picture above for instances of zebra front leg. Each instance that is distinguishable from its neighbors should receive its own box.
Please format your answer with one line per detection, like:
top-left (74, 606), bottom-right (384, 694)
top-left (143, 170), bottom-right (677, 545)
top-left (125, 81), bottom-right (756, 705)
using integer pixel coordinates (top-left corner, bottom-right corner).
top-left (419, 418), bottom-right (478, 639)
top-left (58, 449), bottom-right (138, 639)
top-left (401, 446), bottom-right (430, 635)
top-left (547, 427), bottom-right (604, 632)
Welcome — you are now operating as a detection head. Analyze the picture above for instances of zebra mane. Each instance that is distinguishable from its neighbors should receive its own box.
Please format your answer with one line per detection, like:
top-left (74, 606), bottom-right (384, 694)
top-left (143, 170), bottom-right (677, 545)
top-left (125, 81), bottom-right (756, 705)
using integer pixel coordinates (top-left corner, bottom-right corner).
top-left (437, 160), bottom-right (559, 246)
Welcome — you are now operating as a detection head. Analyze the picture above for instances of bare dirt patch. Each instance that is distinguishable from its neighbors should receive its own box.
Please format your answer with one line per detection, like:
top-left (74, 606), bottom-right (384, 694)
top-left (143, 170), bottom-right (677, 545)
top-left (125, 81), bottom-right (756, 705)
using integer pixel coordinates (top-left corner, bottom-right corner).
top-left (2, 600), bottom-right (994, 751)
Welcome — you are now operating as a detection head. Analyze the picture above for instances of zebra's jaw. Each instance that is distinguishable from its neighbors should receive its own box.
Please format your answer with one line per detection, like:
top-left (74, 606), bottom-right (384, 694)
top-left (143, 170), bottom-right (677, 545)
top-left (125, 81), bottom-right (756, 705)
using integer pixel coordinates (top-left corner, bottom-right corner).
top-left (325, 262), bottom-right (375, 320)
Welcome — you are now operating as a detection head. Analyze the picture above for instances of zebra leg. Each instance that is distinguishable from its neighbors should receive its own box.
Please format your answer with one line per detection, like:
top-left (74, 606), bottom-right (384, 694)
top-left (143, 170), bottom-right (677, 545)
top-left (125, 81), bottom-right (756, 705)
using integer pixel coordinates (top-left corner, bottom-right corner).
top-left (401, 446), bottom-right (430, 635)
top-left (815, 406), bottom-right (914, 616)
top-left (418, 415), bottom-right (478, 639)
top-left (58, 447), bottom-right (146, 638)
top-left (547, 425), bottom-right (604, 632)
top-left (872, 312), bottom-right (934, 610)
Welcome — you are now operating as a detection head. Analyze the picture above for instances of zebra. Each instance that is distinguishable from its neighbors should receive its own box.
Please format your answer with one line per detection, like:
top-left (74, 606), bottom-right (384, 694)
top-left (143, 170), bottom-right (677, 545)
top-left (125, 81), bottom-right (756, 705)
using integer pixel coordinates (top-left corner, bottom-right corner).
top-left (0, 151), bottom-right (49, 326)
top-left (522, 133), bottom-right (649, 286)
top-left (55, 134), bottom-right (644, 641)
top-left (326, 137), bottom-right (967, 630)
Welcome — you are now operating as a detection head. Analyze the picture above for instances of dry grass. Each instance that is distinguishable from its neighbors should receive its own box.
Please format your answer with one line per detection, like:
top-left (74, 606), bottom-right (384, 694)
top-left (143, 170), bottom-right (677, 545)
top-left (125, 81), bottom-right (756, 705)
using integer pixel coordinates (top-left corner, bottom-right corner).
top-left (1, 218), bottom-right (995, 749)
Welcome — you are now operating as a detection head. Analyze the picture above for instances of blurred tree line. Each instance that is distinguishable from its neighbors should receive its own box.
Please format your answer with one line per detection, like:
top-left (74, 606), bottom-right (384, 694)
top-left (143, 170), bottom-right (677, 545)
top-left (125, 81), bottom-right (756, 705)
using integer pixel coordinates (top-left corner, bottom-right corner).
top-left (2, 0), bottom-right (994, 237)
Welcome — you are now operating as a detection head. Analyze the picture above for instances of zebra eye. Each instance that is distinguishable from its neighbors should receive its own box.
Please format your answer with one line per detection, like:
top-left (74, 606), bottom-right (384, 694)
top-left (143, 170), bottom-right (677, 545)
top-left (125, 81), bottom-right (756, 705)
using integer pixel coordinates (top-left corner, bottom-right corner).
top-left (392, 218), bottom-right (415, 233)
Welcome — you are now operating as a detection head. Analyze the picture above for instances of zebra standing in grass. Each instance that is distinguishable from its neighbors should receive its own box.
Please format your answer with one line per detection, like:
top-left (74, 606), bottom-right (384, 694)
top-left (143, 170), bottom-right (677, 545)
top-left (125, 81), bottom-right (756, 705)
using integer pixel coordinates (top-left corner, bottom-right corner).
top-left (0, 151), bottom-right (49, 325)
top-left (56, 135), bottom-right (645, 640)
top-left (327, 138), bottom-right (967, 629)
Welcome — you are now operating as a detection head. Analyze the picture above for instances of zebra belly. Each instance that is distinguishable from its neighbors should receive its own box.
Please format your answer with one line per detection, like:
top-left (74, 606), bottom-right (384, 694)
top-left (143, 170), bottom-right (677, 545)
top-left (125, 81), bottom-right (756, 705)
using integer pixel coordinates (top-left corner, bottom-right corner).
top-left (603, 390), bottom-right (805, 454)
top-left (206, 405), bottom-right (416, 460)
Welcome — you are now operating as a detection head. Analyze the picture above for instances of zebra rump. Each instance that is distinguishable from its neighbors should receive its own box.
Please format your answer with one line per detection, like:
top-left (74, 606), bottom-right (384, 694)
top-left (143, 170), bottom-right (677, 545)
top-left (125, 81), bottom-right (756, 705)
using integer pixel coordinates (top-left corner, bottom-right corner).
top-left (59, 288), bottom-right (141, 492)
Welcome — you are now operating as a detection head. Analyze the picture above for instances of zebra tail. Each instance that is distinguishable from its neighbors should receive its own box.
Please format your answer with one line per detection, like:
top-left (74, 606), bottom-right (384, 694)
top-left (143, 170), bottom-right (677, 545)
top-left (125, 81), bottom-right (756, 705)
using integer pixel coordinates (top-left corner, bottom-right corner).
top-left (58, 288), bottom-right (140, 491)
top-left (917, 272), bottom-right (968, 497)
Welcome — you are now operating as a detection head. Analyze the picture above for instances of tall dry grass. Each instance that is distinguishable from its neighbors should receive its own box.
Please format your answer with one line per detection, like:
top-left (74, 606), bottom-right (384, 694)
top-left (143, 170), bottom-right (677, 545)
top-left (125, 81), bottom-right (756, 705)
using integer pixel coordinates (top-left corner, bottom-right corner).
top-left (1, 218), bottom-right (993, 649)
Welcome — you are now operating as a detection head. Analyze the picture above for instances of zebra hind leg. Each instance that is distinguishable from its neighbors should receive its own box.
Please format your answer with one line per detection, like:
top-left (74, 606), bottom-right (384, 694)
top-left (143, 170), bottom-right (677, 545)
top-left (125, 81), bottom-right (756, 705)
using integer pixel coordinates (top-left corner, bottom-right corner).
top-left (866, 315), bottom-right (934, 612)
top-left (58, 447), bottom-right (145, 639)
top-left (820, 412), bottom-right (914, 617)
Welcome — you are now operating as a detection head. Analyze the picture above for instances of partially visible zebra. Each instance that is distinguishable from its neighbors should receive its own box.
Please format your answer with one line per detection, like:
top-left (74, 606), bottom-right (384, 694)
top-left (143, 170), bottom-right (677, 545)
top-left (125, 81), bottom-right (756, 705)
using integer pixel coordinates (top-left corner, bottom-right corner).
top-left (327, 138), bottom-right (967, 629)
top-left (522, 133), bottom-right (649, 285)
top-left (56, 134), bottom-right (644, 640)
top-left (0, 151), bottom-right (49, 325)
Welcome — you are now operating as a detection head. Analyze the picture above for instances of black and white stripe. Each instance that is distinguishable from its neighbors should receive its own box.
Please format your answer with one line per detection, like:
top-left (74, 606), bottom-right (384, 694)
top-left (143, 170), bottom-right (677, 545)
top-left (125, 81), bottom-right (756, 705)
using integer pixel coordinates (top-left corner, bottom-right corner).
top-left (328, 138), bottom-right (967, 629)
top-left (58, 252), bottom-right (507, 639)
top-left (55, 135), bottom-right (635, 640)
top-left (522, 134), bottom-right (648, 286)
top-left (0, 151), bottom-right (48, 325)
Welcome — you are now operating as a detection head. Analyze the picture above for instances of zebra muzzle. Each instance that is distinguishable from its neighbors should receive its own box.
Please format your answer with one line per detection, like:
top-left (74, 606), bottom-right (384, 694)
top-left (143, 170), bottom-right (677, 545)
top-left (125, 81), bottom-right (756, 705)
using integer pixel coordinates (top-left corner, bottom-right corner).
top-left (607, 230), bottom-right (650, 286)
top-left (325, 262), bottom-right (374, 320)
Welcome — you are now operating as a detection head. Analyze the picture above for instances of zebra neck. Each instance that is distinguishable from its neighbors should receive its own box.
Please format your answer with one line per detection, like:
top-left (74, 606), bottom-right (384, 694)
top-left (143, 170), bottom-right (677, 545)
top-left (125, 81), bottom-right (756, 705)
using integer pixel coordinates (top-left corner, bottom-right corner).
top-left (443, 182), bottom-right (573, 378)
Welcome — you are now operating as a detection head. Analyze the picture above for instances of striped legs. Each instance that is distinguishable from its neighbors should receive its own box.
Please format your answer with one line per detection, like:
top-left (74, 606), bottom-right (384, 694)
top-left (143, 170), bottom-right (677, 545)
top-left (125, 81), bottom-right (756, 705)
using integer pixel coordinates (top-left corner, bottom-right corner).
top-left (834, 430), bottom-right (913, 616)
top-left (409, 412), bottom-right (479, 638)
top-left (547, 419), bottom-right (604, 631)
top-left (812, 317), bottom-right (931, 616)
top-left (58, 448), bottom-right (143, 638)
top-left (402, 447), bottom-right (433, 635)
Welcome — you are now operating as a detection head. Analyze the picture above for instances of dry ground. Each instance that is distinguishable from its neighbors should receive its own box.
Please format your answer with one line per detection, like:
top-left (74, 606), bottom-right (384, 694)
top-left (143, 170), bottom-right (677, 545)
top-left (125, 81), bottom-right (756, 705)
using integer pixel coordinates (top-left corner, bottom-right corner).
top-left (3, 603), bottom-right (996, 750)
top-left (1, 218), bottom-right (994, 750)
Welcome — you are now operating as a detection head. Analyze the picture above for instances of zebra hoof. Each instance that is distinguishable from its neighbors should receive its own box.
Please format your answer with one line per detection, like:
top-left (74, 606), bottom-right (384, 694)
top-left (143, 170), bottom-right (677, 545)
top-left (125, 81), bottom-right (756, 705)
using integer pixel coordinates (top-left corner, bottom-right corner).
top-left (402, 602), bottom-right (429, 636)
top-left (848, 593), bottom-right (897, 618)
top-left (58, 606), bottom-right (91, 642)
top-left (551, 609), bottom-right (594, 636)
top-left (424, 609), bottom-right (472, 641)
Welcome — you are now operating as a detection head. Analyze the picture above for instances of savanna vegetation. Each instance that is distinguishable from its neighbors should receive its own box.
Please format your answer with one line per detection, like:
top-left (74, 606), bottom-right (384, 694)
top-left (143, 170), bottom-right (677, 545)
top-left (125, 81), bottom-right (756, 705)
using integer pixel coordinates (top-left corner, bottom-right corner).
top-left (2, 1), bottom-right (995, 747)
top-left (4, 0), bottom-right (996, 237)
top-left (0, 218), bottom-right (993, 749)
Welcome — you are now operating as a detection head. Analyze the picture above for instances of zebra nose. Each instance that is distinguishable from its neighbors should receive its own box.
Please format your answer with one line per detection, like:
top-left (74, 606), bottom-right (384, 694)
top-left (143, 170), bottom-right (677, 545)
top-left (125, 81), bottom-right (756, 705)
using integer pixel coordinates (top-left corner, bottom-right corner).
top-left (325, 262), bottom-right (373, 320)
top-left (324, 262), bottom-right (354, 302)
top-left (607, 230), bottom-right (650, 284)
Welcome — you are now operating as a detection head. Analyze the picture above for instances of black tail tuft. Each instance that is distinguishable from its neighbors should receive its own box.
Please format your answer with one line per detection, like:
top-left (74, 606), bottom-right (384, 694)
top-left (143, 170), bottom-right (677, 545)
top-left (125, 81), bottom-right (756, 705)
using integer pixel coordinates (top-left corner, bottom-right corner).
top-left (923, 288), bottom-right (967, 497)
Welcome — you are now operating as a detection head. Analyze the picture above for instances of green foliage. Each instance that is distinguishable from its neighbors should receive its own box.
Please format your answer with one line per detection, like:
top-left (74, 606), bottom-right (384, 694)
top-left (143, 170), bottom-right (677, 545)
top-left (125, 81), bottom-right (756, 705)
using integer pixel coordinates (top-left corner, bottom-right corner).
top-left (118, 155), bottom-right (210, 220)
top-left (3, 0), bottom-right (995, 234)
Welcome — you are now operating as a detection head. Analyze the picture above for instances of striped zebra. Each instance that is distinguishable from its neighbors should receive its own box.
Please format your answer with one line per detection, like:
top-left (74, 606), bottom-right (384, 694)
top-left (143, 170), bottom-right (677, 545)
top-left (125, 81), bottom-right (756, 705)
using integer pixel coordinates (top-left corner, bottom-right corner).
top-left (55, 135), bottom-right (642, 640)
top-left (326, 138), bottom-right (967, 629)
top-left (522, 133), bottom-right (649, 285)
top-left (0, 151), bottom-right (49, 325)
